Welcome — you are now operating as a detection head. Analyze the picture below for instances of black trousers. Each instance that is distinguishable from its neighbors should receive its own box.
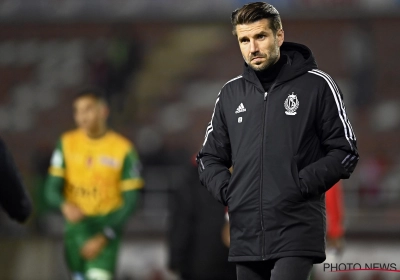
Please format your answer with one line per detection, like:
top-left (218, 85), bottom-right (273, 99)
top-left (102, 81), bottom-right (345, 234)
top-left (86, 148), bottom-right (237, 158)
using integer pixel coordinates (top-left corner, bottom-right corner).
top-left (236, 257), bottom-right (313, 280)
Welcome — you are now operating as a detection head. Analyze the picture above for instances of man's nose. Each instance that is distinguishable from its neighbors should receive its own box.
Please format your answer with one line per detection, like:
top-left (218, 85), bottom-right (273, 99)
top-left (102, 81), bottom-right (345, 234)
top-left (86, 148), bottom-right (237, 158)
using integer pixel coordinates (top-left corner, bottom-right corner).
top-left (249, 40), bottom-right (258, 54)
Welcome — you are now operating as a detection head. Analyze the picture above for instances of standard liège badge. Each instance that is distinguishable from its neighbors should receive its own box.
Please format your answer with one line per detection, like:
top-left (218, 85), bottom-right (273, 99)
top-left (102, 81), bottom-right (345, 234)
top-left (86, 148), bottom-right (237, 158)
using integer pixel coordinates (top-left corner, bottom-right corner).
top-left (284, 92), bottom-right (299, 115)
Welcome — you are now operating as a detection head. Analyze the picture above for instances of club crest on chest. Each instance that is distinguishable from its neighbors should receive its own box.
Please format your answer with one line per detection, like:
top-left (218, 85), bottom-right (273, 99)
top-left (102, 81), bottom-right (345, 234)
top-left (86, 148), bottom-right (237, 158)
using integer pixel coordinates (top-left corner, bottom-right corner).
top-left (284, 93), bottom-right (299, 115)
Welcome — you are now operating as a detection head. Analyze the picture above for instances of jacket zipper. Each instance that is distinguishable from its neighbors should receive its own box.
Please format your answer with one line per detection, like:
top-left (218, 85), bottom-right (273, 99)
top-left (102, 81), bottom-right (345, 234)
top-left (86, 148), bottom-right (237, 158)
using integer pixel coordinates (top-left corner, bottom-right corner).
top-left (259, 82), bottom-right (278, 261)
top-left (260, 91), bottom-right (268, 260)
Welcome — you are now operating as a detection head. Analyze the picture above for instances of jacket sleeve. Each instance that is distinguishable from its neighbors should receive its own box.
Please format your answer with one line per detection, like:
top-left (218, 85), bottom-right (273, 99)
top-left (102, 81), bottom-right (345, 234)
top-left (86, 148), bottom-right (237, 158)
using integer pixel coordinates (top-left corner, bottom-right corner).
top-left (197, 92), bottom-right (232, 205)
top-left (299, 74), bottom-right (359, 198)
top-left (0, 137), bottom-right (32, 223)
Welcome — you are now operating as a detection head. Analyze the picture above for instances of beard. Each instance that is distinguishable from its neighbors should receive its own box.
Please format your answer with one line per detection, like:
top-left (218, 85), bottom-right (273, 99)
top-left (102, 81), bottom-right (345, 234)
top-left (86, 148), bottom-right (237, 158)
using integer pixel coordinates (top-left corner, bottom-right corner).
top-left (247, 42), bottom-right (280, 72)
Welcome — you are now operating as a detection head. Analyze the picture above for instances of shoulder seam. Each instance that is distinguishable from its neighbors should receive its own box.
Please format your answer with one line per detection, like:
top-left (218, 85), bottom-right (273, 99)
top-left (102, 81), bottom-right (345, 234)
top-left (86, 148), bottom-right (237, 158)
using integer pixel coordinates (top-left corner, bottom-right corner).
top-left (219, 75), bottom-right (243, 97)
top-left (110, 132), bottom-right (132, 148)
top-left (224, 75), bottom-right (243, 87)
top-left (307, 69), bottom-right (332, 80)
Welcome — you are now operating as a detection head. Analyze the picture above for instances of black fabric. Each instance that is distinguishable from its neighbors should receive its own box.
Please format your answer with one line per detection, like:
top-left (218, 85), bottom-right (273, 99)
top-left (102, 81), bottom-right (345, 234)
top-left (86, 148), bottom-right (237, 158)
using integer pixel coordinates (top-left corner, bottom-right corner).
top-left (236, 257), bottom-right (313, 280)
top-left (197, 42), bottom-right (359, 263)
top-left (168, 162), bottom-right (236, 280)
top-left (255, 55), bottom-right (287, 92)
top-left (0, 137), bottom-right (32, 222)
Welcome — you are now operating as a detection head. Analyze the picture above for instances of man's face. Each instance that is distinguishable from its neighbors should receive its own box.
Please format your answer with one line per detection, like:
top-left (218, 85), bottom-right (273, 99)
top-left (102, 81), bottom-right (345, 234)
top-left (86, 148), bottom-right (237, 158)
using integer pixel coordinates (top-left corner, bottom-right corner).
top-left (73, 96), bottom-right (108, 134)
top-left (235, 18), bottom-right (284, 71)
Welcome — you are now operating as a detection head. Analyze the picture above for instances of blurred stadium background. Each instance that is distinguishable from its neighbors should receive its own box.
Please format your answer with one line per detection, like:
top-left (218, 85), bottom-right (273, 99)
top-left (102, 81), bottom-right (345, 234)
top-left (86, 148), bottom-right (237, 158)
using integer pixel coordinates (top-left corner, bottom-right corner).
top-left (0, 0), bottom-right (400, 279)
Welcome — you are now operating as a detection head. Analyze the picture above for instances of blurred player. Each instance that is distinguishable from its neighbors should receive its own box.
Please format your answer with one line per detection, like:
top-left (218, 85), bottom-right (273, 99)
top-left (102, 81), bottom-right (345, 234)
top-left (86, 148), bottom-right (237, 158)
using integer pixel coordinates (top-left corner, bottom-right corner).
top-left (44, 89), bottom-right (144, 280)
top-left (0, 137), bottom-right (32, 223)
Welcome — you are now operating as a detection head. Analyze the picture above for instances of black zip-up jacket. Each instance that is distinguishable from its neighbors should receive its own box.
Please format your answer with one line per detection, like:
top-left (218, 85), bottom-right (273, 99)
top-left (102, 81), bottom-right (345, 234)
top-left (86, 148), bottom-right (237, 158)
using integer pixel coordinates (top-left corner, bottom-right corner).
top-left (197, 42), bottom-right (359, 263)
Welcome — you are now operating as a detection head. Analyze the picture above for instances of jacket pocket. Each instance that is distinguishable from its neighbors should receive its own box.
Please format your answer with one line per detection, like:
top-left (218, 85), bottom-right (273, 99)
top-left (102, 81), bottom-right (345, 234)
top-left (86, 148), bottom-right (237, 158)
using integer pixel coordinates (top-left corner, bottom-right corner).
top-left (291, 157), bottom-right (307, 200)
top-left (220, 181), bottom-right (229, 206)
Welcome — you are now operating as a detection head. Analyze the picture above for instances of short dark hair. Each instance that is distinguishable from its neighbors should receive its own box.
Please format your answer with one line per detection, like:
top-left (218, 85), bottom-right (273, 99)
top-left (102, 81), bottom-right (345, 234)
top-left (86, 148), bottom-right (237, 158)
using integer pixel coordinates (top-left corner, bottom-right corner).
top-left (231, 2), bottom-right (282, 36)
top-left (75, 87), bottom-right (108, 104)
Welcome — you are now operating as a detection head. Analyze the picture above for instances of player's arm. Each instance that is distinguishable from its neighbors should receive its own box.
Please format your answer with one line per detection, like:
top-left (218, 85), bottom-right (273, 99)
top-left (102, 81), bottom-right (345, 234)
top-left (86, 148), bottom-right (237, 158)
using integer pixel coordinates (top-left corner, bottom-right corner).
top-left (101, 148), bottom-right (144, 238)
top-left (81, 147), bottom-right (143, 261)
top-left (81, 189), bottom-right (140, 261)
top-left (44, 140), bottom-right (66, 209)
top-left (197, 91), bottom-right (232, 206)
top-left (0, 137), bottom-right (32, 223)
top-left (298, 77), bottom-right (359, 198)
top-left (45, 140), bottom-right (85, 223)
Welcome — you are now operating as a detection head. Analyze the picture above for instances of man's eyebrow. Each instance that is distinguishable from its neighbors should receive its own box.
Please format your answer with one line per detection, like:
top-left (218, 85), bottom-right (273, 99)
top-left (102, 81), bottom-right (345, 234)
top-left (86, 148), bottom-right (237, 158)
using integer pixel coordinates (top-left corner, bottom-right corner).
top-left (256, 31), bottom-right (269, 36)
top-left (239, 30), bottom-right (269, 39)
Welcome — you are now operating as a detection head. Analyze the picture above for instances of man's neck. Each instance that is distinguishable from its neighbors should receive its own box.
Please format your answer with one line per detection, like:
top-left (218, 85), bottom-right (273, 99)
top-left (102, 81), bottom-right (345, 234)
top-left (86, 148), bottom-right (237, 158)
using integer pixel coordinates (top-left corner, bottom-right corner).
top-left (255, 55), bottom-right (287, 91)
top-left (85, 127), bottom-right (108, 139)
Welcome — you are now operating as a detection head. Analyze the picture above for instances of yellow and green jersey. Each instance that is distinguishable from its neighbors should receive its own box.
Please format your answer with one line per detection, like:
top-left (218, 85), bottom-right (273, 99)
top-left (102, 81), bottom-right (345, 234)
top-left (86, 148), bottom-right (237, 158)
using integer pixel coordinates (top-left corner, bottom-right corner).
top-left (49, 129), bottom-right (144, 216)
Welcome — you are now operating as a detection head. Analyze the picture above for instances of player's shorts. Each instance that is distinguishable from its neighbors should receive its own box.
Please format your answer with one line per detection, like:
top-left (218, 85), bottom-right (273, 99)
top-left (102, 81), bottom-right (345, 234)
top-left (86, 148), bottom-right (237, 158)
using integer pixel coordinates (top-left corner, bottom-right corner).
top-left (64, 216), bottom-right (121, 278)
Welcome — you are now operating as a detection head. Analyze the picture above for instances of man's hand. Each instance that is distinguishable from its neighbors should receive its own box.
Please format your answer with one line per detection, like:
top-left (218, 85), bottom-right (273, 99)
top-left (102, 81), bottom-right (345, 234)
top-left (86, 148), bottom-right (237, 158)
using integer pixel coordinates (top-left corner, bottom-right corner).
top-left (221, 222), bottom-right (230, 248)
top-left (61, 202), bottom-right (84, 223)
top-left (81, 234), bottom-right (108, 261)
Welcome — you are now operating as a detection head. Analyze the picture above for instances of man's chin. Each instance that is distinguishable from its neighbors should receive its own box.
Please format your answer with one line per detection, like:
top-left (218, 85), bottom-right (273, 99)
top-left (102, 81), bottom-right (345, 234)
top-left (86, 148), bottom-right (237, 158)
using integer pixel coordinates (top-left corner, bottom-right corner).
top-left (250, 63), bottom-right (268, 72)
top-left (251, 58), bottom-right (279, 72)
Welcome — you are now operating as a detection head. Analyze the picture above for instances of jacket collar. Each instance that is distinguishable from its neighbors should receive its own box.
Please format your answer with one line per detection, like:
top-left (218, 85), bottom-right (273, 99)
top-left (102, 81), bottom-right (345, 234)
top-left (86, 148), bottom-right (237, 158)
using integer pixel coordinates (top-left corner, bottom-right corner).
top-left (241, 42), bottom-right (318, 93)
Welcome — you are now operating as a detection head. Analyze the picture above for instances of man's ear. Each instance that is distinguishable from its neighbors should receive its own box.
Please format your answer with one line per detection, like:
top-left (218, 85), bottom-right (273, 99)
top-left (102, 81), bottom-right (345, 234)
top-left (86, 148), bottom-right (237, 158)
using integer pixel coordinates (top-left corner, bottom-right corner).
top-left (276, 29), bottom-right (284, 47)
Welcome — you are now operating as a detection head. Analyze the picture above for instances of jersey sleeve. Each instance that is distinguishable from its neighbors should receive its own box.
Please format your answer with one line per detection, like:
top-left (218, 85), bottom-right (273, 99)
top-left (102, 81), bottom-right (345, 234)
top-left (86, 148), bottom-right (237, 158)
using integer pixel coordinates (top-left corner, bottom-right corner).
top-left (48, 139), bottom-right (66, 178)
top-left (120, 147), bottom-right (144, 192)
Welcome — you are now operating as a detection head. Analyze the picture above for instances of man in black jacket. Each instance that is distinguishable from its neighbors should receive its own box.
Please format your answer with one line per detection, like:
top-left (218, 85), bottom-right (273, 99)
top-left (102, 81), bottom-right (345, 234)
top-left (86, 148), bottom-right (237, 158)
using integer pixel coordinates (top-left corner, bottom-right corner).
top-left (0, 137), bottom-right (32, 223)
top-left (197, 2), bottom-right (359, 280)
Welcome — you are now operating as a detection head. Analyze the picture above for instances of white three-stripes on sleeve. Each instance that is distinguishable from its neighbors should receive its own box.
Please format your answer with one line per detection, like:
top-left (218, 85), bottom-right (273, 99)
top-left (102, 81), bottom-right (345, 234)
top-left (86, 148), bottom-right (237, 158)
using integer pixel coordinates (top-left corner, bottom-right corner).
top-left (308, 70), bottom-right (356, 146)
top-left (308, 69), bottom-right (358, 170)
top-left (202, 75), bottom-right (243, 147)
top-left (203, 96), bottom-right (220, 146)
